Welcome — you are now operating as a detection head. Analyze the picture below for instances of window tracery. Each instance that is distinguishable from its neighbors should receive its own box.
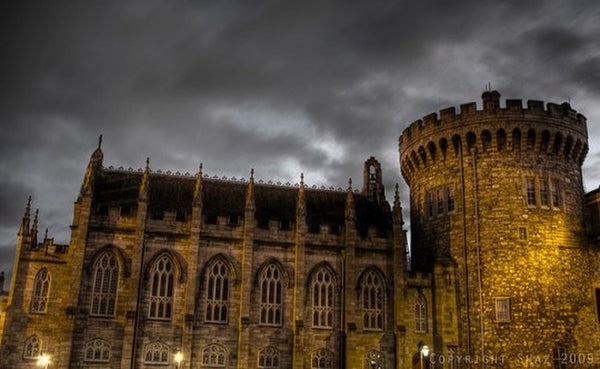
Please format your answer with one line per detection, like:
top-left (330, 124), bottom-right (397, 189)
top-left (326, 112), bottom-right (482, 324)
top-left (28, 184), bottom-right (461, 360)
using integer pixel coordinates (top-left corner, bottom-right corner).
top-left (361, 269), bottom-right (384, 330)
top-left (259, 264), bottom-right (283, 326)
top-left (149, 255), bottom-right (175, 320)
top-left (31, 268), bottom-right (50, 313)
top-left (206, 259), bottom-right (230, 323)
top-left (91, 251), bottom-right (119, 316)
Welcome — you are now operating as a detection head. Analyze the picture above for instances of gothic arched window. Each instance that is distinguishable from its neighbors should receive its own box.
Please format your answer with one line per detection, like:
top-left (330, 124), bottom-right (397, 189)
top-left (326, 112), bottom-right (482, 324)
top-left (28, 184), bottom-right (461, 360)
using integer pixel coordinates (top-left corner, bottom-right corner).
top-left (259, 264), bottom-right (283, 326)
top-left (202, 344), bottom-right (226, 367)
top-left (149, 255), bottom-right (175, 320)
top-left (31, 268), bottom-right (50, 313)
top-left (205, 259), bottom-right (230, 323)
top-left (311, 266), bottom-right (334, 328)
top-left (361, 269), bottom-right (384, 330)
top-left (144, 342), bottom-right (170, 364)
top-left (364, 350), bottom-right (384, 369)
top-left (91, 251), bottom-right (119, 316)
top-left (258, 347), bottom-right (280, 369)
top-left (23, 335), bottom-right (40, 359)
top-left (311, 349), bottom-right (334, 369)
top-left (84, 339), bottom-right (111, 362)
top-left (415, 293), bottom-right (428, 333)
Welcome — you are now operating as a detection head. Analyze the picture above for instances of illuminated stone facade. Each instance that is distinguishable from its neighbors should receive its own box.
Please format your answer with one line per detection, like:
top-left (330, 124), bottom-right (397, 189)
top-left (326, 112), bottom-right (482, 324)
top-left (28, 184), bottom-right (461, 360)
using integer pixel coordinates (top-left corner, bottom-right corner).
top-left (1, 91), bottom-right (600, 369)
top-left (0, 149), bottom-right (439, 369)
top-left (400, 91), bottom-right (600, 368)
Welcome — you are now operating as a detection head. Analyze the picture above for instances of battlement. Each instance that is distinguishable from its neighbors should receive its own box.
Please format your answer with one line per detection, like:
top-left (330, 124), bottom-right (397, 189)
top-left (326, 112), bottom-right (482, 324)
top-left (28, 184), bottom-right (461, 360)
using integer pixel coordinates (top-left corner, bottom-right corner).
top-left (399, 91), bottom-right (590, 182)
top-left (400, 91), bottom-right (587, 148)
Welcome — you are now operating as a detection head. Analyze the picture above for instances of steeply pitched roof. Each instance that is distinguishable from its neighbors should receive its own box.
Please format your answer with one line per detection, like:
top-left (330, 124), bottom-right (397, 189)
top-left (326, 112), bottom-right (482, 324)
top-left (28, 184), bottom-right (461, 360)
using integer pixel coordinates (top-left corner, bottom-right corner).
top-left (92, 168), bottom-right (391, 237)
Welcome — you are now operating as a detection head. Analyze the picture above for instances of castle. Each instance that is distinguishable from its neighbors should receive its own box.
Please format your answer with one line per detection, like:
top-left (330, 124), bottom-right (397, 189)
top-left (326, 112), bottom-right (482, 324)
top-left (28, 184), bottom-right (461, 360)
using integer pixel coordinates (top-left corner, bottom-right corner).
top-left (1, 91), bottom-right (600, 368)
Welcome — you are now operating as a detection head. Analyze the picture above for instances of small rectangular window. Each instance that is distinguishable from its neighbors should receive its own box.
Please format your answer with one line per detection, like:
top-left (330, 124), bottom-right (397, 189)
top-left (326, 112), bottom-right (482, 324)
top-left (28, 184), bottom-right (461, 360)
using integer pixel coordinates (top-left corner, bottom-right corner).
top-left (437, 188), bottom-right (445, 215)
top-left (540, 180), bottom-right (549, 207)
top-left (551, 180), bottom-right (561, 208)
top-left (446, 186), bottom-right (455, 212)
top-left (526, 179), bottom-right (536, 206)
top-left (494, 297), bottom-right (511, 322)
top-left (519, 227), bottom-right (527, 240)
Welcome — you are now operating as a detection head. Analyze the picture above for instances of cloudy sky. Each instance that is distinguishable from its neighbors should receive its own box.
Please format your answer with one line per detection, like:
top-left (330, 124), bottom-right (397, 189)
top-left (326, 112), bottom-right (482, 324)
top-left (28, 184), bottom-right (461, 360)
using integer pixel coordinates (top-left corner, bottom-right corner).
top-left (1, 1), bottom-right (600, 284)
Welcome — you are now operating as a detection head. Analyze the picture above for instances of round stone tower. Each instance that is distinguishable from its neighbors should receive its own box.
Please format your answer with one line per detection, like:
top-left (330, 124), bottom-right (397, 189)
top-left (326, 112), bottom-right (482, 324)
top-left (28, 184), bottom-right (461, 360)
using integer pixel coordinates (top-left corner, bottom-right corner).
top-left (399, 91), bottom-right (595, 367)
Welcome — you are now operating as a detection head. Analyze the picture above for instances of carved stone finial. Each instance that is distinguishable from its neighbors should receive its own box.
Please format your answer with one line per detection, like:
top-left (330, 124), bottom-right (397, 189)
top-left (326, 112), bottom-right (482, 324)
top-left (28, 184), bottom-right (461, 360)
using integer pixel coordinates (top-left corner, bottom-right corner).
top-left (348, 178), bottom-right (353, 190)
top-left (19, 196), bottom-right (32, 237)
top-left (30, 209), bottom-right (39, 248)
top-left (245, 168), bottom-right (256, 211)
top-left (25, 196), bottom-right (31, 215)
top-left (193, 163), bottom-right (204, 207)
top-left (32, 209), bottom-right (39, 228)
top-left (300, 173), bottom-right (304, 186)
top-left (98, 134), bottom-right (103, 149)
top-left (139, 158), bottom-right (150, 202)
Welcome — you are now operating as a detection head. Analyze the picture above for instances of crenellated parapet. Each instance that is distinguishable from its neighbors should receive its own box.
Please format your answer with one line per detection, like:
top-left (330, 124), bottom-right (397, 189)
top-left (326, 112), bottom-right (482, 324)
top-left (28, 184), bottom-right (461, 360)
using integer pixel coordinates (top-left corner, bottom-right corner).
top-left (399, 91), bottom-right (589, 184)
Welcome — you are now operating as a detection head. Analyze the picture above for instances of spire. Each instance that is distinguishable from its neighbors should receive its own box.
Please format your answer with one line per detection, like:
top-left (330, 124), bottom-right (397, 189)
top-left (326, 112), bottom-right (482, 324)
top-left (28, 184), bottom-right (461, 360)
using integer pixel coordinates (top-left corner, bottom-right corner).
top-left (345, 178), bottom-right (355, 222)
top-left (80, 135), bottom-right (104, 197)
top-left (30, 209), bottom-right (39, 248)
top-left (139, 157), bottom-right (150, 202)
top-left (296, 173), bottom-right (306, 219)
top-left (193, 163), bottom-right (204, 207)
top-left (245, 168), bottom-right (255, 212)
top-left (393, 183), bottom-right (404, 226)
top-left (18, 196), bottom-right (31, 237)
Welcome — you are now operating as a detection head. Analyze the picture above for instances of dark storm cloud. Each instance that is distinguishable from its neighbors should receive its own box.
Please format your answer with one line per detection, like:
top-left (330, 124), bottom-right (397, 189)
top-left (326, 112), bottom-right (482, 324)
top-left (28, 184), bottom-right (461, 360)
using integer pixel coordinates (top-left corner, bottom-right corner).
top-left (2, 0), bottom-right (600, 282)
top-left (0, 181), bottom-right (32, 225)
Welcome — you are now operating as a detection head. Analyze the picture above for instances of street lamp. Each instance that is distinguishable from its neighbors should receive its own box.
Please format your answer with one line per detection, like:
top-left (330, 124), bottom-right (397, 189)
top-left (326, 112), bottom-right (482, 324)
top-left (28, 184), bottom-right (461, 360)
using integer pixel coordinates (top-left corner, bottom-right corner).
top-left (173, 351), bottom-right (183, 369)
top-left (37, 353), bottom-right (51, 369)
top-left (420, 345), bottom-right (430, 369)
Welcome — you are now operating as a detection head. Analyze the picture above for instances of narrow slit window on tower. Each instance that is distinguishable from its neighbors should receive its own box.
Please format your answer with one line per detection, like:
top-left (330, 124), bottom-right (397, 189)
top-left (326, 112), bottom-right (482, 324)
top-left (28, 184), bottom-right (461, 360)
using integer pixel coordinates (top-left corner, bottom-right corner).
top-left (427, 191), bottom-right (434, 218)
top-left (540, 180), bottom-right (550, 207)
top-left (526, 179), bottom-right (536, 206)
top-left (437, 188), bottom-right (445, 215)
top-left (446, 186), bottom-right (455, 212)
top-left (551, 180), bottom-right (561, 208)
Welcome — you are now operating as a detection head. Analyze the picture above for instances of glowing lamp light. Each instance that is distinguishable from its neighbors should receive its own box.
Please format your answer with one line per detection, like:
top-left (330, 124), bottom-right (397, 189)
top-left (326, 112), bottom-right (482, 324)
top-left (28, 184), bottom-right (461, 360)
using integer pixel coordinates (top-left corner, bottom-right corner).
top-left (37, 353), bottom-right (51, 368)
top-left (174, 351), bottom-right (183, 368)
top-left (419, 345), bottom-right (430, 369)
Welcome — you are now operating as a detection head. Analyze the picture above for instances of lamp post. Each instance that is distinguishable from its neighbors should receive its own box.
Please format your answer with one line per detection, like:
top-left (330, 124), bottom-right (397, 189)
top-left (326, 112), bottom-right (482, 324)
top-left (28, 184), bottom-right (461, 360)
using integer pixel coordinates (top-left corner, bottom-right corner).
top-left (174, 351), bottom-right (183, 369)
top-left (37, 353), bottom-right (51, 369)
top-left (420, 345), bottom-right (430, 369)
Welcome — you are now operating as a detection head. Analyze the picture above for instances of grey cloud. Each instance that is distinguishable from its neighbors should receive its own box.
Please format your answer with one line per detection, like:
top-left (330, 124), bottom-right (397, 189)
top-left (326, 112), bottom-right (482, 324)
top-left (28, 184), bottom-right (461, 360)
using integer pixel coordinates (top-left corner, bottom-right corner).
top-left (0, 181), bottom-right (32, 226)
top-left (2, 0), bottom-right (600, 267)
